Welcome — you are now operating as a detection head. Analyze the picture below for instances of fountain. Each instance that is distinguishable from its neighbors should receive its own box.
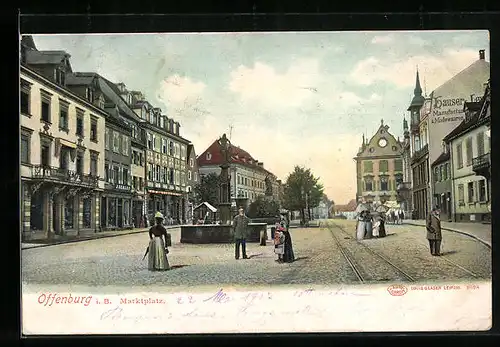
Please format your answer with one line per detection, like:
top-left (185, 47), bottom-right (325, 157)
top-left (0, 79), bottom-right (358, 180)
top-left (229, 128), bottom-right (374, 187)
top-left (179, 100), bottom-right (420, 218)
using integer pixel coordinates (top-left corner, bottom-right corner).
top-left (180, 134), bottom-right (266, 244)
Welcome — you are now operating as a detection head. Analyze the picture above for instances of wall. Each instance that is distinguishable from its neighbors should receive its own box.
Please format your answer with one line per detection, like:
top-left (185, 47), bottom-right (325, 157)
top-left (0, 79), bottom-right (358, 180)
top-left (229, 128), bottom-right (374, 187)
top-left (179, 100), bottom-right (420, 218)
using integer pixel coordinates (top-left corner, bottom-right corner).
top-left (21, 70), bottom-right (106, 189)
top-left (450, 124), bottom-right (490, 221)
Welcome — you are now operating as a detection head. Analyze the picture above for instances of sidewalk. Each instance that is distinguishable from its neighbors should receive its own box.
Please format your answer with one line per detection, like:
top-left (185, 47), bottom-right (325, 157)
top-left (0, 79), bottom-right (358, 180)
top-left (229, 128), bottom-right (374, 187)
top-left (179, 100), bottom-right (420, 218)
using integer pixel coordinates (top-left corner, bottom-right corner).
top-left (404, 219), bottom-right (491, 248)
top-left (21, 225), bottom-right (180, 250)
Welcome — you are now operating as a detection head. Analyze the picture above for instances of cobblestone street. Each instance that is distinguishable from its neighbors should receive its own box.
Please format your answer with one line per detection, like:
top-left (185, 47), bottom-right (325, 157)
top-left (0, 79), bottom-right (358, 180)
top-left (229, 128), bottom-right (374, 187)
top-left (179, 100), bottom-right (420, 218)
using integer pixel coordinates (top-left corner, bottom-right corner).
top-left (22, 221), bottom-right (491, 292)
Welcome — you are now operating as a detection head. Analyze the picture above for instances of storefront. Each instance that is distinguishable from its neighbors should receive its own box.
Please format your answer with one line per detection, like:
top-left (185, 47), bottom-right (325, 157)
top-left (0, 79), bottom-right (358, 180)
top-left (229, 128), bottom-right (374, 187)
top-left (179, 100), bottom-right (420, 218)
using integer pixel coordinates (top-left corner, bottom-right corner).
top-left (100, 192), bottom-right (134, 231)
top-left (146, 189), bottom-right (185, 224)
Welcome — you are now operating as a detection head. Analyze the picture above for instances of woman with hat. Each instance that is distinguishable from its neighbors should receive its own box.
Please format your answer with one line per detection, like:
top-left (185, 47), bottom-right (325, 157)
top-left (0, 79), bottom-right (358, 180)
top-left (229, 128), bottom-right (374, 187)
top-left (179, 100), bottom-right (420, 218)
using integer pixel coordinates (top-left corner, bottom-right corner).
top-left (147, 211), bottom-right (170, 271)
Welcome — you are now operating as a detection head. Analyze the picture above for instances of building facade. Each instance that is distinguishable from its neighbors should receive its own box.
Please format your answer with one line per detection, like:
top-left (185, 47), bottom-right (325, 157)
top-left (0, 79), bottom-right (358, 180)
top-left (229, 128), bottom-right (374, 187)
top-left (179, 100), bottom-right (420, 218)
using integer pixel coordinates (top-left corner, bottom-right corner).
top-left (354, 120), bottom-right (404, 204)
top-left (21, 47), bottom-right (105, 240)
top-left (396, 118), bottom-right (413, 215)
top-left (197, 139), bottom-right (281, 206)
top-left (186, 144), bottom-right (200, 223)
top-left (444, 80), bottom-right (491, 223)
top-left (132, 102), bottom-right (189, 224)
top-left (430, 145), bottom-right (452, 221)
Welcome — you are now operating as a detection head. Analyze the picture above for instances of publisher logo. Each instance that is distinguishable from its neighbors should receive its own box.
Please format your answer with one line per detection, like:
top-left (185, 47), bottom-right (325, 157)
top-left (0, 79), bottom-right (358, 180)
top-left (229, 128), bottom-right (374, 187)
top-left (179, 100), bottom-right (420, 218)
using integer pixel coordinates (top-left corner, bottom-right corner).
top-left (387, 284), bottom-right (408, 296)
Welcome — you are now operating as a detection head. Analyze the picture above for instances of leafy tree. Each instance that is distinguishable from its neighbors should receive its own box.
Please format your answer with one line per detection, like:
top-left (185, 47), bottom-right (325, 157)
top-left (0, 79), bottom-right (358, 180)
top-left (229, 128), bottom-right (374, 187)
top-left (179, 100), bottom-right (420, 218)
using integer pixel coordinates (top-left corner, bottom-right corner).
top-left (282, 166), bottom-right (324, 225)
top-left (193, 172), bottom-right (219, 206)
top-left (247, 195), bottom-right (280, 219)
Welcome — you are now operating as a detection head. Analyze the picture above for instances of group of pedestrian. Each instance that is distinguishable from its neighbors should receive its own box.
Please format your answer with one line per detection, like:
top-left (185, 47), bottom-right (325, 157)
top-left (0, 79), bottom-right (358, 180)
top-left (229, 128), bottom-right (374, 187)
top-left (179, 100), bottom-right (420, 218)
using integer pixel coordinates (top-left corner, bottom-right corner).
top-left (355, 199), bottom-right (387, 240)
top-left (273, 219), bottom-right (295, 263)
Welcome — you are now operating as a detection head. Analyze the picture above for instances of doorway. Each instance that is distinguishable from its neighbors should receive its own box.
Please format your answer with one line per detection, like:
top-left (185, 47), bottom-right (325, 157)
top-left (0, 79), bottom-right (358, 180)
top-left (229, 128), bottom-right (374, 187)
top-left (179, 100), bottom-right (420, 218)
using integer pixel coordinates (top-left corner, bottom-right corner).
top-left (30, 189), bottom-right (44, 231)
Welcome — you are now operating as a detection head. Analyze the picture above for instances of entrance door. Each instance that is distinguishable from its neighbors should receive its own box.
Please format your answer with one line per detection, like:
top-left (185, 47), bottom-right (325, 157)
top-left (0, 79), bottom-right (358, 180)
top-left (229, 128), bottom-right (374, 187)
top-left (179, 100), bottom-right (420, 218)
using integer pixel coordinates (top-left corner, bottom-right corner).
top-left (30, 190), bottom-right (44, 231)
top-left (101, 197), bottom-right (107, 228)
top-left (117, 198), bottom-right (123, 227)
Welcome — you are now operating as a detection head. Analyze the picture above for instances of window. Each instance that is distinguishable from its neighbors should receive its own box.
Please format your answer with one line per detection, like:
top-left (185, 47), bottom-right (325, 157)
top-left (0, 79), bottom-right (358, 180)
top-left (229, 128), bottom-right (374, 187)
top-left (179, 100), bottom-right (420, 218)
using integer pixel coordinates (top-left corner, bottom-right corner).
top-left (90, 153), bottom-right (98, 176)
top-left (194, 172), bottom-right (198, 181)
top-left (139, 152), bottom-right (144, 166)
top-left (104, 163), bottom-right (110, 182)
top-left (152, 135), bottom-right (157, 151)
top-left (76, 152), bottom-right (84, 175)
top-left (155, 165), bottom-right (161, 182)
top-left (139, 177), bottom-right (143, 190)
top-left (434, 167), bottom-right (439, 182)
top-left (105, 128), bottom-right (110, 150)
top-left (76, 112), bottom-right (84, 137)
top-left (40, 90), bottom-right (52, 123)
top-left (162, 166), bottom-right (168, 183)
top-left (380, 177), bottom-right (388, 191)
top-left (82, 197), bottom-right (92, 228)
top-left (458, 184), bottom-right (464, 205)
top-left (364, 179), bottom-right (373, 191)
top-left (123, 168), bottom-right (129, 186)
top-left (188, 171), bottom-right (192, 180)
top-left (55, 68), bottom-right (65, 86)
top-left (456, 143), bottom-right (463, 169)
top-left (21, 80), bottom-right (31, 115)
top-left (133, 176), bottom-right (137, 189)
top-left (363, 161), bottom-right (373, 173)
top-left (467, 182), bottom-right (474, 203)
top-left (189, 158), bottom-right (194, 167)
top-left (90, 118), bottom-right (98, 142)
top-left (59, 147), bottom-right (69, 170)
top-left (465, 137), bottom-right (473, 166)
top-left (379, 160), bottom-right (388, 173)
top-left (446, 163), bottom-right (451, 180)
top-left (181, 146), bottom-right (186, 160)
top-left (59, 101), bottom-right (69, 131)
top-left (169, 141), bottom-right (174, 156)
top-left (159, 138), bottom-right (165, 153)
top-left (113, 166), bottom-right (119, 184)
top-left (147, 133), bottom-right (152, 149)
top-left (113, 131), bottom-right (120, 152)
top-left (477, 132), bottom-right (485, 157)
top-left (169, 168), bottom-right (174, 183)
top-left (478, 180), bottom-right (487, 202)
top-left (86, 87), bottom-right (93, 103)
top-left (394, 159), bottom-right (403, 172)
top-left (122, 136), bottom-right (128, 155)
top-left (40, 142), bottom-right (50, 167)
top-left (147, 163), bottom-right (154, 181)
top-left (21, 131), bottom-right (31, 164)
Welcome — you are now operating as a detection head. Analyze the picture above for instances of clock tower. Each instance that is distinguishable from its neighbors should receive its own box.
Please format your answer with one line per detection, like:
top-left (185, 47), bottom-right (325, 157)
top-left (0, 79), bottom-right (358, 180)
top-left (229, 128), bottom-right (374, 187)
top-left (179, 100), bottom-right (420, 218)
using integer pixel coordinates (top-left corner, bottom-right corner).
top-left (407, 69), bottom-right (425, 132)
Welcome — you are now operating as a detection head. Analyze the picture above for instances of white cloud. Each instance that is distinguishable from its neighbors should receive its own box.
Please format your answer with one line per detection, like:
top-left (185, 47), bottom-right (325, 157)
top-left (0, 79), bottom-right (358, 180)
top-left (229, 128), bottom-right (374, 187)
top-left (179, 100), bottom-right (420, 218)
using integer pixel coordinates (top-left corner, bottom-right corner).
top-left (157, 74), bottom-right (206, 104)
top-left (228, 59), bottom-right (320, 108)
top-left (349, 48), bottom-right (481, 91)
top-left (408, 36), bottom-right (426, 45)
top-left (371, 35), bottom-right (394, 44)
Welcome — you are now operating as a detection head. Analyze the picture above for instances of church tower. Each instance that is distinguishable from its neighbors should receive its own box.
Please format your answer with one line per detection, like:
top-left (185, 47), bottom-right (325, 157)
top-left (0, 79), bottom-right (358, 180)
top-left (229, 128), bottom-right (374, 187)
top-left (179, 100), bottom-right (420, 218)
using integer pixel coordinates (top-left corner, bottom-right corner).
top-left (407, 69), bottom-right (425, 132)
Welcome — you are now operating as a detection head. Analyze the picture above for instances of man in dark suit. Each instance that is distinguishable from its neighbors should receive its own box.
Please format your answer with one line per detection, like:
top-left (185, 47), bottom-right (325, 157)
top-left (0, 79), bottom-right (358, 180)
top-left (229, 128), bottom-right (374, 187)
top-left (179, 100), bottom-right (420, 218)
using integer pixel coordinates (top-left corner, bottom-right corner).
top-left (232, 207), bottom-right (250, 259)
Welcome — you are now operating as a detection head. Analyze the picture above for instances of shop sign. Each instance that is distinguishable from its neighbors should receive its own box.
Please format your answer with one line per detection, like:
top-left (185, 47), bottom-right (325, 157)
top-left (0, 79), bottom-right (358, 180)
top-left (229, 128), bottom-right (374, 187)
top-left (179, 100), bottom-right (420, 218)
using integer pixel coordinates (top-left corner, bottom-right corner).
top-left (430, 93), bottom-right (482, 124)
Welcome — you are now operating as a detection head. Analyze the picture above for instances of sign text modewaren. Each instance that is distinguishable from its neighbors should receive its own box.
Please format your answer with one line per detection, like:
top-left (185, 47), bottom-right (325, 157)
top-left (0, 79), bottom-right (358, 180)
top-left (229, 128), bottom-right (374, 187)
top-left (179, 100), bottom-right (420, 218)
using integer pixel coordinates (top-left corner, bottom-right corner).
top-left (430, 94), bottom-right (482, 124)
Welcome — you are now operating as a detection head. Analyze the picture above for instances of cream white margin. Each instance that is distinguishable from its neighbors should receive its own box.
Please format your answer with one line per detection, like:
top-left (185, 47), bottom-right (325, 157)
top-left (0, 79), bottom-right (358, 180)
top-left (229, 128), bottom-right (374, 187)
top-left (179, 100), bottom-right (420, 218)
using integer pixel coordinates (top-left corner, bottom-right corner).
top-left (22, 282), bottom-right (491, 334)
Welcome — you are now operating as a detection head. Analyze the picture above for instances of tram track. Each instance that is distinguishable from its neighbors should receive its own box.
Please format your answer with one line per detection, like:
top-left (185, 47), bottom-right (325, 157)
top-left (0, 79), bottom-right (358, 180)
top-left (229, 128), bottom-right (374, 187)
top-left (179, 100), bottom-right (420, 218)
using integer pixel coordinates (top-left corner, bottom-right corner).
top-left (328, 223), bottom-right (416, 283)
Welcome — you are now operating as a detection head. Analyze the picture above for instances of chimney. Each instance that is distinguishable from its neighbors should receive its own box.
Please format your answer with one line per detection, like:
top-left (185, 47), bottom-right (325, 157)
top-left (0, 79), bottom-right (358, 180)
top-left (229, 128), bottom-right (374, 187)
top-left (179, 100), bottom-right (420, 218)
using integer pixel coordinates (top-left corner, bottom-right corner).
top-left (479, 49), bottom-right (485, 60)
top-left (258, 162), bottom-right (263, 167)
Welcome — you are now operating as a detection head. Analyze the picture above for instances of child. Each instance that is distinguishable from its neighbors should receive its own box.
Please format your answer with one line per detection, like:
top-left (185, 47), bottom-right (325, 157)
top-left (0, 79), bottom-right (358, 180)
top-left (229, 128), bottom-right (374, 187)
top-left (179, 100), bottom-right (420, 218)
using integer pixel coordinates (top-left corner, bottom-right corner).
top-left (274, 223), bottom-right (285, 262)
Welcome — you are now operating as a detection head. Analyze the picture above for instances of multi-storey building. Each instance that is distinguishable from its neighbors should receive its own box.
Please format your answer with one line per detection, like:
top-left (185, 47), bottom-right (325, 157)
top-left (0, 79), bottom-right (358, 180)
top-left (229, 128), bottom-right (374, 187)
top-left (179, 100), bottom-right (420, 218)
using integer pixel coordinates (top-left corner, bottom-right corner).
top-left (430, 142), bottom-right (452, 221)
top-left (396, 118), bottom-right (413, 215)
top-left (443, 80), bottom-right (491, 223)
top-left (186, 144), bottom-right (200, 223)
top-left (65, 73), bottom-right (137, 231)
top-left (197, 138), bottom-right (281, 205)
top-left (354, 120), bottom-right (403, 204)
top-left (131, 100), bottom-right (190, 223)
top-left (20, 37), bottom-right (105, 240)
top-left (409, 50), bottom-right (490, 219)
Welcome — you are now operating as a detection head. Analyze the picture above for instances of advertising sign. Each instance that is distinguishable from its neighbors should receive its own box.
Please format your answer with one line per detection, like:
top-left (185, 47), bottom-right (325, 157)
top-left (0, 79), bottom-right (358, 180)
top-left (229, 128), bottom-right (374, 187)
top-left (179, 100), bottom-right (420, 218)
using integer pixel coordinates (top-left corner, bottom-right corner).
top-left (430, 93), bottom-right (482, 124)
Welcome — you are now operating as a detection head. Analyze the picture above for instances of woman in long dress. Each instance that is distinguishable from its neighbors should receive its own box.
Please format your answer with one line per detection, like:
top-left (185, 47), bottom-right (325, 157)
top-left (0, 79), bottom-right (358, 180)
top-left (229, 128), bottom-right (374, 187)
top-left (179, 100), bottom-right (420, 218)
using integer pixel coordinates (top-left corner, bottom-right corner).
top-left (281, 222), bottom-right (295, 263)
top-left (148, 211), bottom-right (170, 271)
top-left (274, 223), bottom-right (285, 262)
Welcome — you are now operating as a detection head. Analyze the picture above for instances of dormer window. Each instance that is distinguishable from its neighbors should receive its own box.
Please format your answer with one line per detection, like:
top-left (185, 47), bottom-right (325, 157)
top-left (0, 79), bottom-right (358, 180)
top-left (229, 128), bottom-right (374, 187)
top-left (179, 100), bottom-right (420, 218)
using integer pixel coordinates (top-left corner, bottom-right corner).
top-left (127, 94), bottom-right (133, 105)
top-left (206, 152), bottom-right (212, 161)
top-left (55, 68), bottom-right (65, 86)
top-left (99, 96), bottom-right (105, 109)
top-left (86, 87), bottom-right (94, 103)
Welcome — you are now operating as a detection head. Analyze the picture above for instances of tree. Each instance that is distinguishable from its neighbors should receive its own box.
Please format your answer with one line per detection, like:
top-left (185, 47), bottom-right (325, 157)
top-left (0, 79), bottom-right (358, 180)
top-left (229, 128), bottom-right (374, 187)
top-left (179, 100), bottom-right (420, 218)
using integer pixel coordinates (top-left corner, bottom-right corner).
top-left (282, 166), bottom-right (324, 225)
top-left (247, 196), bottom-right (280, 219)
top-left (193, 172), bottom-right (219, 206)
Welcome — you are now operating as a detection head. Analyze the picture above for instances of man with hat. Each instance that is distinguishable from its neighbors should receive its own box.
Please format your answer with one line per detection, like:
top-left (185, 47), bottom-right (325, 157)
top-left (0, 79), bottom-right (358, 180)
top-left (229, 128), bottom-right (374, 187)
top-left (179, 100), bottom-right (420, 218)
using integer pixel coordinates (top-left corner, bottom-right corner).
top-left (232, 207), bottom-right (250, 259)
top-left (426, 206), bottom-right (443, 256)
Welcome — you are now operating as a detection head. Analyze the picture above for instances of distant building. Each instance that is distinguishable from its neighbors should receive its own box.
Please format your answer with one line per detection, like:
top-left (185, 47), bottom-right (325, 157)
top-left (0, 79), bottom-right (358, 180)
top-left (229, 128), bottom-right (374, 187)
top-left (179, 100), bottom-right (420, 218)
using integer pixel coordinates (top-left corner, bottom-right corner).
top-left (354, 120), bottom-right (404, 204)
top-left (443, 80), bottom-right (490, 223)
top-left (197, 138), bottom-right (281, 205)
top-left (430, 143), bottom-right (452, 221)
top-left (334, 199), bottom-right (357, 220)
top-left (396, 117), bottom-right (413, 215)
top-left (186, 144), bottom-right (200, 223)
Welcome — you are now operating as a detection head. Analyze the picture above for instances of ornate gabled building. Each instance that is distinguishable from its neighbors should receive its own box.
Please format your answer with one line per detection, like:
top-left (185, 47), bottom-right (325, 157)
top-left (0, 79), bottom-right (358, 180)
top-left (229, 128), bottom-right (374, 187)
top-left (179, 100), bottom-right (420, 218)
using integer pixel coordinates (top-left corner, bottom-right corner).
top-left (20, 36), bottom-right (106, 240)
top-left (197, 139), bottom-right (281, 207)
top-left (185, 143), bottom-right (200, 223)
top-left (354, 120), bottom-right (404, 204)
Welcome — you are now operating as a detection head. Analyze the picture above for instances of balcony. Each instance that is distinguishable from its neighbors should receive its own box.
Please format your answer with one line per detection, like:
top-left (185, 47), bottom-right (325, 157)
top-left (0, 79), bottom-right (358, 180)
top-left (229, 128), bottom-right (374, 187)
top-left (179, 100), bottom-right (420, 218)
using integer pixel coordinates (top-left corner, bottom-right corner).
top-left (411, 144), bottom-right (428, 164)
top-left (32, 165), bottom-right (99, 188)
top-left (472, 153), bottom-right (490, 179)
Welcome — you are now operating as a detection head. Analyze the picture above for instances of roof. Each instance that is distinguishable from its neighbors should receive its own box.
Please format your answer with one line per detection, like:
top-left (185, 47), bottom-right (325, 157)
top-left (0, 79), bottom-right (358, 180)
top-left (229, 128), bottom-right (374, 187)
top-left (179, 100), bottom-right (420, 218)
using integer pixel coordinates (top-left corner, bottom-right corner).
top-left (431, 58), bottom-right (490, 97)
top-left (25, 50), bottom-right (70, 65)
top-left (65, 74), bottom-right (96, 86)
top-left (431, 151), bottom-right (450, 167)
top-left (463, 101), bottom-right (482, 112)
top-left (194, 202), bottom-right (217, 212)
top-left (197, 138), bottom-right (274, 176)
top-left (335, 199), bottom-right (357, 212)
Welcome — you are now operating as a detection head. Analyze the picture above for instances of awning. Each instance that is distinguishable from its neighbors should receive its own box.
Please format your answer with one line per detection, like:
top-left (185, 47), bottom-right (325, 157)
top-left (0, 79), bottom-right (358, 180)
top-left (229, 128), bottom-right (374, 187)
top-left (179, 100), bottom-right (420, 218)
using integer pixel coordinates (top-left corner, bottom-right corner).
top-left (58, 138), bottom-right (77, 149)
top-left (147, 189), bottom-right (183, 196)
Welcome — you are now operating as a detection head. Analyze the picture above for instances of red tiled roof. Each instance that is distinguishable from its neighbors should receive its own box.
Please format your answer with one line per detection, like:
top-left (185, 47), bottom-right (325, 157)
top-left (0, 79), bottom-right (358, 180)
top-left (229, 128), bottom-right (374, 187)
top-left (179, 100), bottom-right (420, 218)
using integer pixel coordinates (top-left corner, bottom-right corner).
top-left (197, 139), bottom-right (273, 176)
top-left (335, 199), bottom-right (357, 212)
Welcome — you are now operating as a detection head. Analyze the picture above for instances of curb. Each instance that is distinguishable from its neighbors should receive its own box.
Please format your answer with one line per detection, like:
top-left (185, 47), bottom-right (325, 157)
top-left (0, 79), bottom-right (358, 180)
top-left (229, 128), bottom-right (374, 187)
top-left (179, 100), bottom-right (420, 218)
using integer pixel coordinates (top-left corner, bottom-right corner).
top-left (21, 226), bottom-right (180, 250)
top-left (404, 222), bottom-right (491, 249)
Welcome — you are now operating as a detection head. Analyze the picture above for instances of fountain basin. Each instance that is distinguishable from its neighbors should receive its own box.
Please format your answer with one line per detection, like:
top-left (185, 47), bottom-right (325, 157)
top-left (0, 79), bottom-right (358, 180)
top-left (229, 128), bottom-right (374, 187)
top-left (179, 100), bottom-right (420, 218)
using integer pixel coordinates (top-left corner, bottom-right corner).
top-left (180, 223), bottom-right (267, 244)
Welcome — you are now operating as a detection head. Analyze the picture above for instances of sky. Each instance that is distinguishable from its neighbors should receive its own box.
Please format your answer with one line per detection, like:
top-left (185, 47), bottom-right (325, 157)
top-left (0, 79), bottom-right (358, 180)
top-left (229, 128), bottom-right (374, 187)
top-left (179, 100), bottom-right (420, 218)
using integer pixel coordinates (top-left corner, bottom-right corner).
top-left (30, 30), bottom-right (490, 204)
